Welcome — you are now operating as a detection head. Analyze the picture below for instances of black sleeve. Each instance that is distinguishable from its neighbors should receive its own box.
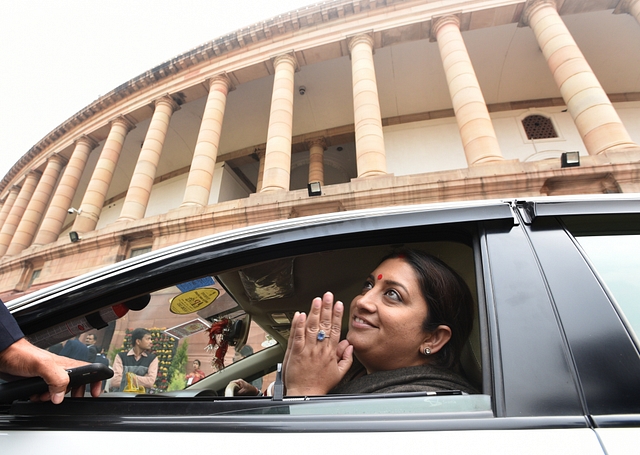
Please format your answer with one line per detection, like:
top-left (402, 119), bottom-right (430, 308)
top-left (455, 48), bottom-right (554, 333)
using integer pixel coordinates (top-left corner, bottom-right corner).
top-left (0, 301), bottom-right (25, 352)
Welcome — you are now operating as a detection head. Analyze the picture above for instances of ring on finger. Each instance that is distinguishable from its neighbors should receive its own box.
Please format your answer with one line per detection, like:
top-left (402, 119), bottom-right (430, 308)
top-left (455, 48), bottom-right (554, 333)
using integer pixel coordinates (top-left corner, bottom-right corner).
top-left (317, 330), bottom-right (327, 341)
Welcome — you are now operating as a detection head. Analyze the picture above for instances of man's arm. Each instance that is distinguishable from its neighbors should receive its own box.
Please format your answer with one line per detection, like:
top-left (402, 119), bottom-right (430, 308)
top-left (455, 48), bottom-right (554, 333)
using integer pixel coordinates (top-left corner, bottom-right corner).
top-left (135, 356), bottom-right (158, 389)
top-left (0, 304), bottom-right (100, 403)
top-left (111, 353), bottom-right (123, 390)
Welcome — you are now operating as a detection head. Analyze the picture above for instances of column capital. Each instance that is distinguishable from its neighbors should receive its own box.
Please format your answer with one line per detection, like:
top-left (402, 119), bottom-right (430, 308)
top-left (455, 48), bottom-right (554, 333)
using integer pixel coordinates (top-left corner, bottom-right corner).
top-left (615, 0), bottom-right (640, 14)
top-left (431, 15), bottom-right (461, 40)
top-left (46, 153), bottom-right (68, 168)
top-left (110, 115), bottom-right (136, 132)
top-left (520, 0), bottom-right (557, 27)
top-left (348, 33), bottom-right (374, 53)
top-left (207, 73), bottom-right (235, 92)
top-left (1, 185), bottom-right (21, 203)
top-left (273, 52), bottom-right (299, 72)
top-left (75, 135), bottom-right (99, 150)
top-left (22, 169), bottom-right (43, 182)
top-left (154, 95), bottom-right (181, 113)
top-left (306, 137), bottom-right (327, 150)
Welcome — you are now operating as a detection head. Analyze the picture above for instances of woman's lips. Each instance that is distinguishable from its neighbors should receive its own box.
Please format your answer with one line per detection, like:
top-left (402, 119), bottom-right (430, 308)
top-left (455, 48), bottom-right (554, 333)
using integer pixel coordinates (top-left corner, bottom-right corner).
top-left (352, 315), bottom-right (377, 329)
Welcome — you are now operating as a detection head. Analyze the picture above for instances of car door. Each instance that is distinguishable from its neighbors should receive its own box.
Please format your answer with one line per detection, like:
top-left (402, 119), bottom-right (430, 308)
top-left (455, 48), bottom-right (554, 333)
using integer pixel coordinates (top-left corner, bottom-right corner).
top-left (0, 200), bottom-right (611, 454)
top-left (479, 208), bottom-right (604, 454)
top-left (515, 199), bottom-right (640, 455)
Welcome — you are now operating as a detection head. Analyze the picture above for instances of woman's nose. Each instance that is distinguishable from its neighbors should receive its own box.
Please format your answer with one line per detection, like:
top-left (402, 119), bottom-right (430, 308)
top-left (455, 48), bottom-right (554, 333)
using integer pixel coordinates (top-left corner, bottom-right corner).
top-left (354, 292), bottom-right (377, 312)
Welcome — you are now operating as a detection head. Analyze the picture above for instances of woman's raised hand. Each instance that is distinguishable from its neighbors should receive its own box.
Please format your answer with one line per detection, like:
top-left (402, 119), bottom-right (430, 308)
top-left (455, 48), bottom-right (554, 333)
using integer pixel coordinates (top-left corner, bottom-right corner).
top-left (283, 292), bottom-right (353, 396)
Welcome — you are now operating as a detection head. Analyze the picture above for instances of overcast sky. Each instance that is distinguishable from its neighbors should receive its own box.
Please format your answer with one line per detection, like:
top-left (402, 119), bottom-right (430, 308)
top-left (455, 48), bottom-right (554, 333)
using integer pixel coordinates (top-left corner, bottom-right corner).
top-left (0, 0), bottom-right (317, 180)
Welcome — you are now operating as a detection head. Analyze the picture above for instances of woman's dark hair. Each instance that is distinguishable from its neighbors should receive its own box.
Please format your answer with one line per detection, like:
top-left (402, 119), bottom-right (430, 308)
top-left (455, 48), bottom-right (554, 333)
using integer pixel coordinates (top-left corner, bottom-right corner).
top-left (381, 249), bottom-right (474, 368)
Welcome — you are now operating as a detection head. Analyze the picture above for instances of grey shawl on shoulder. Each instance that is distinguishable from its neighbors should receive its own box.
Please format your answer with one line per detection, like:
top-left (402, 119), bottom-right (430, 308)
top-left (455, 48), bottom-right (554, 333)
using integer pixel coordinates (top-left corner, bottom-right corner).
top-left (330, 362), bottom-right (477, 395)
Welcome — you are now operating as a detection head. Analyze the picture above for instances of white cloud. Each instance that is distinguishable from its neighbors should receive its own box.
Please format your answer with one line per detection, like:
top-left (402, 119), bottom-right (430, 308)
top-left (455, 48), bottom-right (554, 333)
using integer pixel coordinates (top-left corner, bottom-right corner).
top-left (0, 0), bottom-right (316, 180)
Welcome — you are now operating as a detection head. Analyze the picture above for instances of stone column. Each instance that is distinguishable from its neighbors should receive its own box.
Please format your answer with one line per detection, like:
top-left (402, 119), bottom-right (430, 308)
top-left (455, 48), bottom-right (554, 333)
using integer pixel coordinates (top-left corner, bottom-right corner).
top-left (307, 138), bottom-right (326, 185)
top-left (348, 34), bottom-right (387, 178)
top-left (119, 97), bottom-right (179, 222)
top-left (33, 136), bottom-right (97, 246)
top-left (255, 149), bottom-right (266, 193)
top-left (6, 156), bottom-right (66, 256)
top-left (0, 186), bottom-right (20, 233)
top-left (260, 53), bottom-right (297, 193)
top-left (73, 116), bottom-right (135, 233)
top-left (523, 0), bottom-right (636, 154)
top-left (0, 171), bottom-right (41, 256)
top-left (182, 75), bottom-right (234, 207)
top-left (434, 16), bottom-right (504, 165)
top-left (618, 0), bottom-right (640, 26)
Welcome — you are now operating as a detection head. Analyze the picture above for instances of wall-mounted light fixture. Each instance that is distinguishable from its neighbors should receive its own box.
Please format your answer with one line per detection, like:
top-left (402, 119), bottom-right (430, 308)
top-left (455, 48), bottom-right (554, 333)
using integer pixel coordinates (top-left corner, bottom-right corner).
top-left (561, 151), bottom-right (580, 168)
top-left (307, 182), bottom-right (322, 197)
top-left (69, 231), bottom-right (81, 243)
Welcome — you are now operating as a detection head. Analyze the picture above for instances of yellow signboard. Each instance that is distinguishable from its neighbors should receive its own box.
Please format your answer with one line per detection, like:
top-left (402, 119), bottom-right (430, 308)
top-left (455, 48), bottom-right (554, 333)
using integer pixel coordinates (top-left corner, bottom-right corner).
top-left (170, 288), bottom-right (219, 314)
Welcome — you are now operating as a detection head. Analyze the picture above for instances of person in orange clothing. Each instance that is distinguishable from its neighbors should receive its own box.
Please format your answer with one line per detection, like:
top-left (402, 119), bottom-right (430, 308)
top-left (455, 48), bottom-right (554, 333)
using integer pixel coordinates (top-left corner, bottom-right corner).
top-left (185, 359), bottom-right (206, 385)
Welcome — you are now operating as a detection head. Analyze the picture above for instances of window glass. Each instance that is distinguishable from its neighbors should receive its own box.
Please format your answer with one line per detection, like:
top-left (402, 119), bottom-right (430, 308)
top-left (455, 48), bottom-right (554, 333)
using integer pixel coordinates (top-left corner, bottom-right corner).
top-left (576, 235), bottom-right (640, 339)
top-left (38, 277), bottom-right (275, 394)
top-left (130, 246), bottom-right (152, 258)
top-left (28, 269), bottom-right (41, 287)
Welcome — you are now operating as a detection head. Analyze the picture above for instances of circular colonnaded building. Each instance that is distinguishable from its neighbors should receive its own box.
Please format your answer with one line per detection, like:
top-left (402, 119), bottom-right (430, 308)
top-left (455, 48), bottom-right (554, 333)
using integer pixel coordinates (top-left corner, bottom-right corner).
top-left (2, 0), bottom-right (640, 300)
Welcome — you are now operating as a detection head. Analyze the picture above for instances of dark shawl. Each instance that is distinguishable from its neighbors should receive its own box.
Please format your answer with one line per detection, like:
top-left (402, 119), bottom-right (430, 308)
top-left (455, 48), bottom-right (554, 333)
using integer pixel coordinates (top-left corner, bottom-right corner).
top-left (330, 362), bottom-right (477, 395)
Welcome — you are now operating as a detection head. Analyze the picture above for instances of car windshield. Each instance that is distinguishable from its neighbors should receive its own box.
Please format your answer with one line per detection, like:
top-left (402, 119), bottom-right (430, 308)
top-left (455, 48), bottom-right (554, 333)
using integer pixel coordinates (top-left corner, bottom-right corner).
top-left (34, 278), bottom-right (277, 394)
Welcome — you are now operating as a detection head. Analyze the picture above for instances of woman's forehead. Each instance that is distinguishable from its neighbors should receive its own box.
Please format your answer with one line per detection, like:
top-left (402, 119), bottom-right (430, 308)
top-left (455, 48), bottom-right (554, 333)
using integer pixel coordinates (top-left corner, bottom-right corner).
top-left (374, 257), bottom-right (411, 274)
top-left (373, 258), bottom-right (418, 284)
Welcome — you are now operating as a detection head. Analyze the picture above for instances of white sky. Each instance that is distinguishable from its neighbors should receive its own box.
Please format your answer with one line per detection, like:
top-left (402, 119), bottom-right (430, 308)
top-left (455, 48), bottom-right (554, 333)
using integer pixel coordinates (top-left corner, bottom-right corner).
top-left (0, 0), bottom-right (317, 181)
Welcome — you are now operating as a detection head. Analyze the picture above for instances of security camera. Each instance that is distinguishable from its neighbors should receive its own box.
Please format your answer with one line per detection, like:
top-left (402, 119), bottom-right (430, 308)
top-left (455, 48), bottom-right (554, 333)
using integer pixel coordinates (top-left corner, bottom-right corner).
top-left (68, 207), bottom-right (82, 215)
top-left (299, 86), bottom-right (306, 95)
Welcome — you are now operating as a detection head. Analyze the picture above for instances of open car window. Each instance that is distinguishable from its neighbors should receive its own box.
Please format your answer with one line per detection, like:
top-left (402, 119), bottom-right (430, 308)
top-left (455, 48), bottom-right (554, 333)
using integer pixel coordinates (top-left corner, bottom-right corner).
top-left (8, 220), bottom-right (491, 420)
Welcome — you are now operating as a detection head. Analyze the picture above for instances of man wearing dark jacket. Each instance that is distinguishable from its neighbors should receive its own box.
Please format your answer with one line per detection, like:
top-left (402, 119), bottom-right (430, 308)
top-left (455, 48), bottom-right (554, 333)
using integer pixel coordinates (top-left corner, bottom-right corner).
top-left (0, 302), bottom-right (100, 403)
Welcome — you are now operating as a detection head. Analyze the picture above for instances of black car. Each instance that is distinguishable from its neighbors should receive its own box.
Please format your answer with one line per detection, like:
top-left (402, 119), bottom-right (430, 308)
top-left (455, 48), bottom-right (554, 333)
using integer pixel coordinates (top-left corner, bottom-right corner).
top-left (2, 195), bottom-right (639, 454)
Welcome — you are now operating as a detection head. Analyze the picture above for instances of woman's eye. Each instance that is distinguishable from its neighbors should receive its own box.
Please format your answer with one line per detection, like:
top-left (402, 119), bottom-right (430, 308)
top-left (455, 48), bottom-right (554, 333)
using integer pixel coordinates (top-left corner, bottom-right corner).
top-left (385, 289), bottom-right (401, 301)
top-left (362, 280), bottom-right (373, 291)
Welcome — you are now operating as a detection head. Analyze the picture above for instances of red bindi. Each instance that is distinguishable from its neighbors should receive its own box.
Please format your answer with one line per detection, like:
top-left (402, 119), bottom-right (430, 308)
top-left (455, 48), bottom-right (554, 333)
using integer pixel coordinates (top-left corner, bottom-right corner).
top-left (377, 274), bottom-right (383, 280)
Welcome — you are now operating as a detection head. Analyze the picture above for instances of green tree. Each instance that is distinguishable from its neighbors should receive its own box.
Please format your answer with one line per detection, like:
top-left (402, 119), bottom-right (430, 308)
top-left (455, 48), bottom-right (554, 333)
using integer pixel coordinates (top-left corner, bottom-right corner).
top-left (167, 339), bottom-right (189, 386)
top-left (167, 372), bottom-right (187, 391)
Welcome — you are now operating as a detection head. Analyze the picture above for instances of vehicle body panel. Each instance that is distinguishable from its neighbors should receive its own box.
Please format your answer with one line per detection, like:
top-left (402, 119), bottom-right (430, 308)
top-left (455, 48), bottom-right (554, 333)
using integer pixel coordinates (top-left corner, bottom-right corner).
top-left (1, 196), bottom-right (639, 455)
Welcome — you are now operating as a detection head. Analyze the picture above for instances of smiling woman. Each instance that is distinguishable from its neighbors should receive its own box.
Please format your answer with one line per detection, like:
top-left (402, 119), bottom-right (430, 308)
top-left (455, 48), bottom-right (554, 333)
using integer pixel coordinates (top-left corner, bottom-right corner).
top-left (282, 249), bottom-right (477, 396)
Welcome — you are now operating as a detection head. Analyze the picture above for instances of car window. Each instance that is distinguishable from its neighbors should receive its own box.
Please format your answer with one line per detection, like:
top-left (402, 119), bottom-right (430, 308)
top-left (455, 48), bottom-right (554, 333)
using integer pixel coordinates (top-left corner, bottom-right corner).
top-left (576, 234), bottom-right (640, 341)
top-left (22, 235), bottom-right (489, 418)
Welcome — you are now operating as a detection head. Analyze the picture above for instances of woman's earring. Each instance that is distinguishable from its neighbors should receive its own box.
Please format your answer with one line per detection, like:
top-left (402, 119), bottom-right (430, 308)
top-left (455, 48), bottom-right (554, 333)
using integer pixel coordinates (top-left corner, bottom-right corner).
top-left (423, 347), bottom-right (431, 356)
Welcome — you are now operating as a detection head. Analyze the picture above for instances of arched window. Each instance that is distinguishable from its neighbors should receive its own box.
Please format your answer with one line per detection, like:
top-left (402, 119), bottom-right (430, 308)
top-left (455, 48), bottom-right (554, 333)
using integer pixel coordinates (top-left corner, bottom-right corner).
top-left (522, 114), bottom-right (558, 140)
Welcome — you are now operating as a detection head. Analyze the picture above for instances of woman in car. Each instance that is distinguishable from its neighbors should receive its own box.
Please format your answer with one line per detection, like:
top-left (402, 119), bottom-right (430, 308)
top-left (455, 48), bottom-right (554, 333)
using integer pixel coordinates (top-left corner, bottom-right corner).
top-left (235, 249), bottom-right (476, 396)
top-left (282, 249), bottom-right (477, 395)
